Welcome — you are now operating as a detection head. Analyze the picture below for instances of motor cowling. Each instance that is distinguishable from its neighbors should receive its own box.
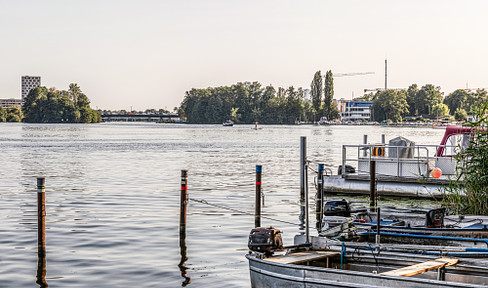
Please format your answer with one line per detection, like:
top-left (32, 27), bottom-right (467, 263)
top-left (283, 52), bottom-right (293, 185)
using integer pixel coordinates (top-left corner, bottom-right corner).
top-left (248, 226), bottom-right (283, 255)
top-left (425, 208), bottom-right (446, 228)
top-left (323, 199), bottom-right (351, 217)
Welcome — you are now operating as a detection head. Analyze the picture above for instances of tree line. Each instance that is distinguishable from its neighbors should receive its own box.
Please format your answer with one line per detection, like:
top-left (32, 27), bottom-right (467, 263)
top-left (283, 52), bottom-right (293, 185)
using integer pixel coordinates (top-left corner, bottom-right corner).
top-left (22, 83), bottom-right (101, 123)
top-left (360, 84), bottom-right (487, 123)
top-left (179, 70), bottom-right (338, 124)
top-left (179, 70), bottom-right (488, 124)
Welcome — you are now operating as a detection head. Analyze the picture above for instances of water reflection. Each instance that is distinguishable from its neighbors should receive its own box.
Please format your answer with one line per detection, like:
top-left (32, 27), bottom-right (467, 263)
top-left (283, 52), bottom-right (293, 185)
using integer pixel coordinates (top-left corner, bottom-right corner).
top-left (178, 230), bottom-right (191, 286)
top-left (36, 252), bottom-right (48, 287)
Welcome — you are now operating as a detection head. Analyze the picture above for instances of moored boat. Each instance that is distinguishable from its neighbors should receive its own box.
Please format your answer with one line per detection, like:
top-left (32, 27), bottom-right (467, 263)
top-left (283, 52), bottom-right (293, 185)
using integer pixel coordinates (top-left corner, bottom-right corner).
top-left (322, 126), bottom-right (473, 198)
top-left (247, 247), bottom-right (488, 287)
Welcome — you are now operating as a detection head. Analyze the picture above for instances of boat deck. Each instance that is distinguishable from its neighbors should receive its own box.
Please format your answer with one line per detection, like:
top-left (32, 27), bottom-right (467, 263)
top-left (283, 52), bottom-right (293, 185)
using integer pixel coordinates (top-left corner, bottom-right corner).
top-left (265, 250), bottom-right (340, 265)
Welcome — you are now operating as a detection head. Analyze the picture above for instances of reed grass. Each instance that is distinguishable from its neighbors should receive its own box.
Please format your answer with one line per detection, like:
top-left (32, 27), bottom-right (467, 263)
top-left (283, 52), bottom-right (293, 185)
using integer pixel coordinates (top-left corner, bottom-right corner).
top-left (443, 103), bottom-right (488, 215)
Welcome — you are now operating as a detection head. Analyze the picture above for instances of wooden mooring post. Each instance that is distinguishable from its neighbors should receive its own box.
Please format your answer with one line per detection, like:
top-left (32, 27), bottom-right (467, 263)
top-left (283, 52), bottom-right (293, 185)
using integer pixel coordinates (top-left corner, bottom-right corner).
top-left (369, 160), bottom-right (376, 212)
top-left (37, 177), bottom-right (46, 256)
top-left (255, 165), bottom-right (262, 228)
top-left (36, 177), bottom-right (48, 287)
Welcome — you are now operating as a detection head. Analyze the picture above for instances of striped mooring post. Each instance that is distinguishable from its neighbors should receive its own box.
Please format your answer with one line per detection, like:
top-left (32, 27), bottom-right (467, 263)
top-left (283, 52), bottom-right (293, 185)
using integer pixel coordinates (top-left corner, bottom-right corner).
top-left (180, 170), bottom-right (188, 234)
top-left (37, 177), bottom-right (46, 256)
top-left (255, 165), bottom-right (262, 228)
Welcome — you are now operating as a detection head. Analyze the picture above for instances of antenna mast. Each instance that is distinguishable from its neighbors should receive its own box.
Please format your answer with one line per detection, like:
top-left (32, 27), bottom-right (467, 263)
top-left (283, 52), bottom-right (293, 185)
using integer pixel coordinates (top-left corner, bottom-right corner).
top-left (384, 59), bottom-right (388, 90)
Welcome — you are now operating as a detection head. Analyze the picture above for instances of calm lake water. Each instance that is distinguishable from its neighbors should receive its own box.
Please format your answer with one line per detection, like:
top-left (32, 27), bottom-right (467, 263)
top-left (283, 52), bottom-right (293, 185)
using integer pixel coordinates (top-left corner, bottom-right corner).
top-left (0, 123), bottom-right (446, 287)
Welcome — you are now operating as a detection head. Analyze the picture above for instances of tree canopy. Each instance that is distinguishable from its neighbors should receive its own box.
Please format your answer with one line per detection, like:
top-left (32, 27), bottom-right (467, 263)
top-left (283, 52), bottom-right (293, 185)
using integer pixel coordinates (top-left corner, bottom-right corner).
top-left (22, 84), bottom-right (101, 123)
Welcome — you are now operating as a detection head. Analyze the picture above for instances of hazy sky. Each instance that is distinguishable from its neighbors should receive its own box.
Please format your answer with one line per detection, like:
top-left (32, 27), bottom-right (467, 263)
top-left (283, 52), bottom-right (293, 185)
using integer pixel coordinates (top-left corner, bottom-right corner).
top-left (1, 1), bottom-right (487, 111)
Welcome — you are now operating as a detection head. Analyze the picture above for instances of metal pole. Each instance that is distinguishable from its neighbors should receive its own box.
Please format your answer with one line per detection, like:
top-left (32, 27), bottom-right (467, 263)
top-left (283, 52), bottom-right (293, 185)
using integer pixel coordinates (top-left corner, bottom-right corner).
top-left (305, 161), bottom-right (309, 244)
top-left (363, 135), bottom-right (368, 157)
top-left (300, 137), bottom-right (306, 225)
top-left (316, 164), bottom-right (324, 231)
top-left (376, 207), bottom-right (381, 247)
top-left (37, 177), bottom-right (46, 256)
top-left (369, 160), bottom-right (376, 212)
top-left (255, 165), bottom-right (262, 228)
top-left (180, 170), bottom-right (188, 234)
top-left (381, 134), bottom-right (385, 144)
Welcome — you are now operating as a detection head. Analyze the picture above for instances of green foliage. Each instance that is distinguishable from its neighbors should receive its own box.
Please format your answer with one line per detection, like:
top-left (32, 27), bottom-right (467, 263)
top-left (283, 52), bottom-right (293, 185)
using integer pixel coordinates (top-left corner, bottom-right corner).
top-left (180, 81), bottom-right (314, 124)
top-left (431, 103), bottom-right (450, 117)
top-left (311, 71), bottom-right (323, 116)
top-left (373, 90), bottom-right (409, 122)
top-left (22, 84), bottom-right (100, 123)
top-left (454, 108), bottom-right (467, 121)
top-left (443, 103), bottom-right (488, 215)
top-left (0, 107), bottom-right (5, 122)
top-left (323, 70), bottom-right (335, 120)
top-left (416, 84), bottom-right (443, 115)
top-left (0, 106), bottom-right (24, 122)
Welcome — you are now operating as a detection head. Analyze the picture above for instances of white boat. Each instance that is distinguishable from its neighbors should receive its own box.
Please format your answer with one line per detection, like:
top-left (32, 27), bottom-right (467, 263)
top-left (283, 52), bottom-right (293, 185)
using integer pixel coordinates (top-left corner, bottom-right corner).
top-left (222, 120), bottom-right (234, 126)
top-left (322, 126), bottom-right (473, 198)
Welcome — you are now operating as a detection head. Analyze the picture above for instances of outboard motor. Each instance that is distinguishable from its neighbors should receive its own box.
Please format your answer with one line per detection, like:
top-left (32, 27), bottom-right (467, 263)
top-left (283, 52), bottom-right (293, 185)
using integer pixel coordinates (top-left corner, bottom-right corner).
top-left (323, 199), bottom-right (351, 217)
top-left (338, 165), bottom-right (355, 175)
top-left (425, 208), bottom-right (446, 228)
top-left (248, 226), bottom-right (283, 255)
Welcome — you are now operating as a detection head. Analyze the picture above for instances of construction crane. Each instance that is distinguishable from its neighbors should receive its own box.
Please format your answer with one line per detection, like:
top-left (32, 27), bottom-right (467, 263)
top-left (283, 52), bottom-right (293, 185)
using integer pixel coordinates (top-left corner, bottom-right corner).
top-left (333, 72), bottom-right (375, 77)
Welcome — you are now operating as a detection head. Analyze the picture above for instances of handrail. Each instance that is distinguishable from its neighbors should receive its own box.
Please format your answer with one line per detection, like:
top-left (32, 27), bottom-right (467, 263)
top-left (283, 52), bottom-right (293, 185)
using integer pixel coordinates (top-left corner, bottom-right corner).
top-left (341, 143), bottom-right (458, 177)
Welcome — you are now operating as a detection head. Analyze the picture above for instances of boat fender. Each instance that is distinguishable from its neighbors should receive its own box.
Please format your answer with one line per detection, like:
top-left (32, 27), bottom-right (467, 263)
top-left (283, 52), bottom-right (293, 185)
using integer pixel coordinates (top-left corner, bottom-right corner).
top-left (372, 146), bottom-right (385, 157)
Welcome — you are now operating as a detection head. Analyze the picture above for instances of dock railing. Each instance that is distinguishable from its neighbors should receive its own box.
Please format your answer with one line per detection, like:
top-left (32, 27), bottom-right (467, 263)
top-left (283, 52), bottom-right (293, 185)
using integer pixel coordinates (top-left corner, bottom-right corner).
top-left (341, 144), bottom-right (457, 178)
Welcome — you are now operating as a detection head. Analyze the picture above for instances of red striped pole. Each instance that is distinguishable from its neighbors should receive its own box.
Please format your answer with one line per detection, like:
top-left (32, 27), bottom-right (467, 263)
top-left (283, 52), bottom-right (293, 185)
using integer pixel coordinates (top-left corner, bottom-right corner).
top-left (255, 165), bottom-right (262, 228)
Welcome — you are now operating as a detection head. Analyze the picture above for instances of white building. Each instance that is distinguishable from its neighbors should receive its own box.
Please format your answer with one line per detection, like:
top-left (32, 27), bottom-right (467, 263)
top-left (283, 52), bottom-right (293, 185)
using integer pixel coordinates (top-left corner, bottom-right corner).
top-left (339, 100), bottom-right (373, 122)
top-left (21, 75), bottom-right (41, 100)
top-left (0, 98), bottom-right (23, 108)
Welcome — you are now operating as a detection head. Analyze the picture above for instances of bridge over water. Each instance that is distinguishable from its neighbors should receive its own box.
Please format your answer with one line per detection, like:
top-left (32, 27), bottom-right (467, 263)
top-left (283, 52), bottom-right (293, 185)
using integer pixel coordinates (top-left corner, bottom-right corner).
top-left (101, 113), bottom-right (182, 122)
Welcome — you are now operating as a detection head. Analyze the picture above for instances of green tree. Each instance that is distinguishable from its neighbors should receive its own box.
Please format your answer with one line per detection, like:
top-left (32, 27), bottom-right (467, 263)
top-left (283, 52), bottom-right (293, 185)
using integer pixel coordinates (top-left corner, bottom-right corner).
top-left (6, 106), bottom-right (23, 122)
top-left (310, 71), bottom-right (323, 120)
top-left (69, 83), bottom-right (81, 106)
top-left (323, 70), bottom-right (334, 120)
top-left (454, 108), bottom-right (467, 121)
top-left (375, 89), bottom-right (409, 122)
top-left (406, 84), bottom-right (419, 115)
top-left (444, 89), bottom-right (469, 115)
top-left (0, 107), bottom-right (6, 122)
top-left (416, 84), bottom-right (443, 115)
top-left (22, 84), bottom-right (100, 123)
top-left (431, 103), bottom-right (450, 118)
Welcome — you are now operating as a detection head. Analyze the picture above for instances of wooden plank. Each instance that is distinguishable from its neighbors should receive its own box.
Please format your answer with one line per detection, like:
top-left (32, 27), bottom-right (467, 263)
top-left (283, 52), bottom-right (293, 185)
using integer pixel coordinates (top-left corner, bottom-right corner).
top-left (381, 258), bottom-right (458, 277)
top-left (265, 250), bottom-right (340, 265)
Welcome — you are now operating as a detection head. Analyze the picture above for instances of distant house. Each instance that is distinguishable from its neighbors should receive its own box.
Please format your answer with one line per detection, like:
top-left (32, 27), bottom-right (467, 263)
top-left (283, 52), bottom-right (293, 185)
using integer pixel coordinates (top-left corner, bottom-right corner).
top-left (0, 98), bottom-right (22, 108)
top-left (338, 99), bottom-right (372, 122)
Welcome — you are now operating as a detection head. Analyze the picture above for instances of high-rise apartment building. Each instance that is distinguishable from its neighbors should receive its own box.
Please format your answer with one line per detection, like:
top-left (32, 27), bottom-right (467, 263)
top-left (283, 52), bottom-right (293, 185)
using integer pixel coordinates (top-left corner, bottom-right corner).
top-left (21, 75), bottom-right (41, 100)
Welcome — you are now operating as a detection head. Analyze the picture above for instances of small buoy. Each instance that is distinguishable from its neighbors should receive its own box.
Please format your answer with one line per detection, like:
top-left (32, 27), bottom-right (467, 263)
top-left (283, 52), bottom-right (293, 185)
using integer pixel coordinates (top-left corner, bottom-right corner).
top-left (431, 167), bottom-right (442, 178)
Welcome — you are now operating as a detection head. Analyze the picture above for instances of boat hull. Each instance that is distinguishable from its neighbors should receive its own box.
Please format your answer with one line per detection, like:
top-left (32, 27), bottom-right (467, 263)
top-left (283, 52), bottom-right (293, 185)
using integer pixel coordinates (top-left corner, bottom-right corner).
top-left (323, 175), bottom-right (445, 198)
top-left (247, 253), bottom-right (488, 287)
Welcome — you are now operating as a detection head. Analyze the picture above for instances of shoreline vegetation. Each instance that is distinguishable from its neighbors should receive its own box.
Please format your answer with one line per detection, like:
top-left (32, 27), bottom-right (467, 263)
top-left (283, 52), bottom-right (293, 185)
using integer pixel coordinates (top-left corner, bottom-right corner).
top-left (443, 102), bottom-right (488, 215)
top-left (22, 84), bottom-right (101, 123)
top-left (178, 71), bottom-right (486, 125)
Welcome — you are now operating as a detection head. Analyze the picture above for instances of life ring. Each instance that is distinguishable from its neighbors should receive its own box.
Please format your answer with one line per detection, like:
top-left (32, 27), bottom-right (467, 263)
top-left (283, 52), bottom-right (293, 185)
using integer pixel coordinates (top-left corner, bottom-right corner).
top-left (373, 146), bottom-right (384, 157)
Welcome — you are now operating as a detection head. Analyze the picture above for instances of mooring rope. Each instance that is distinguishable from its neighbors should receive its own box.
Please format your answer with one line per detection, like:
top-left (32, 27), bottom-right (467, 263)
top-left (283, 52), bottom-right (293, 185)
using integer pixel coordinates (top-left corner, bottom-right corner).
top-left (189, 198), bottom-right (301, 226)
